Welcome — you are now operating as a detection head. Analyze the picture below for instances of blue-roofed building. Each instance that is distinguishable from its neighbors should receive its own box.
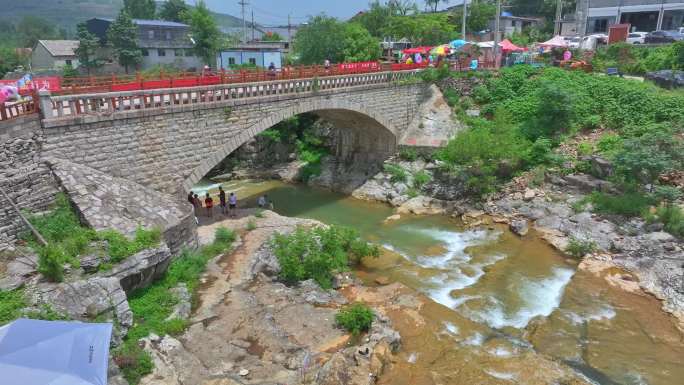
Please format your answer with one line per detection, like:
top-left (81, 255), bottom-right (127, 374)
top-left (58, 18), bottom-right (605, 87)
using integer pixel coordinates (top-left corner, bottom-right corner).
top-left (86, 18), bottom-right (203, 71)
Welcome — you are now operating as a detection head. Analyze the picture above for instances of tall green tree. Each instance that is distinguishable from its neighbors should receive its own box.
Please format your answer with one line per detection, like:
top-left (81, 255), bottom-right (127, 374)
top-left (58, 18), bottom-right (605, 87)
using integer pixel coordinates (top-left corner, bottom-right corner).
top-left (388, 0), bottom-right (418, 16)
top-left (159, 0), bottom-right (189, 22)
top-left (107, 10), bottom-right (142, 73)
top-left (124, 0), bottom-right (156, 19)
top-left (74, 23), bottom-right (103, 75)
top-left (294, 15), bottom-right (347, 64)
top-left (182, 0), bottom-right (221, 66)
top-left (383, 13), bottom-right (457, 45)
top-left (450, 1), bottom-right (497, 33)
top-left (0, 46), bottom-right (27, 78)
top-left (342, 23), bottom-right (381, 62)
top-left (424, 0), bottom-right (448, 12)
top-left (17, 16), bottom-right (58, 47)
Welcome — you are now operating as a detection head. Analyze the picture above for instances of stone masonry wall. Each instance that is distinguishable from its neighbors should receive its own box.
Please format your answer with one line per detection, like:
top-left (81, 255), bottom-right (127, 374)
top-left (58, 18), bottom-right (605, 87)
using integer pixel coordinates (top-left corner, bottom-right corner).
top-left (0, 115), bottom-right (60, 244)
top-left (41, 83), bottom-right (428, 196)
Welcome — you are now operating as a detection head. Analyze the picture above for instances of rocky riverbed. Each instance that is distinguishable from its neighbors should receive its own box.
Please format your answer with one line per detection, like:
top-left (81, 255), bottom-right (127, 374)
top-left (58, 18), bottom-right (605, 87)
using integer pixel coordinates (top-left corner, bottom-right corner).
top-left (138, 211), bottom-right (403, 385)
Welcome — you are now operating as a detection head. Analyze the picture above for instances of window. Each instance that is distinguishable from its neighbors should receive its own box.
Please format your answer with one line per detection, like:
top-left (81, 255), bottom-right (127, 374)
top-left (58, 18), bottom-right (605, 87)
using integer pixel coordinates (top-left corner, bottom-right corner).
top-left (249, 58), bottom-right (256, 65)
top-left (174, 49), bottom-right (183, 57)
top-left (158, 49), bottom-right (166, 57)
top-left (65, 59), bottom-right (72, 66)
top-left (228, 57), bottom-right (236, 65)
top-left (141, 49), bottom-right (149, 57)
top-left (148, 30), bottom-right (155, 39)
top-left (165, 31), bottom-right (172, 40)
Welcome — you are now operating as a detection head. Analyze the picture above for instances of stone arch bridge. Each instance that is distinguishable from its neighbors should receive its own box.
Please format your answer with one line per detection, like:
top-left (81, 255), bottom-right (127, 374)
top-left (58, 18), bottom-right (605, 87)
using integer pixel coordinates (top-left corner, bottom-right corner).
top-left (37, 70), bottom-right (443, 196)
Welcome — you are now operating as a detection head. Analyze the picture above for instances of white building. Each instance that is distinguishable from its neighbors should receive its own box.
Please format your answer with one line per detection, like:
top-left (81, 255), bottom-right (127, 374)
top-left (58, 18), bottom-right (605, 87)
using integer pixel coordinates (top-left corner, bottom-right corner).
top-left (577, 0), bottom-right (684, 34)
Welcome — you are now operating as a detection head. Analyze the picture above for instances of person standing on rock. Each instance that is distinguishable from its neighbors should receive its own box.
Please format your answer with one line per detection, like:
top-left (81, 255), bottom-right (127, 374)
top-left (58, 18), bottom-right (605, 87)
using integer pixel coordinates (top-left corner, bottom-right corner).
top-left (257, 195), bottom-right (266, 208)
top-left (205, 193), bottom-right (214, 218)
top-left (193, 193), bottom-right (201, 211)
top-left (187, 191), bottom-right (194, 205)
top-left (219, 186), bottom-right (227, 215)
top-left (229, 192), bottom-right (237, 217)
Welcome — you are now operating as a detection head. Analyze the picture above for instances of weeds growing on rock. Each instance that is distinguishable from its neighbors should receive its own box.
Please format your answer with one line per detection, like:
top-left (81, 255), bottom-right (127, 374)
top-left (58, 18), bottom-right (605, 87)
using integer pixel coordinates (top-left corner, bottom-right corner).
top-left (115, 226), bottom-right (235, 385)
top-left (565, 238), bottom-right (597, 258)
top-left (246, 219), bottom-right (257, 231)
top-left (271, 225), bottom-right (379, 289)
top-left (335, 303), bottom-right (374, 336)
top-left (384, 163), bottom-right (408, 184)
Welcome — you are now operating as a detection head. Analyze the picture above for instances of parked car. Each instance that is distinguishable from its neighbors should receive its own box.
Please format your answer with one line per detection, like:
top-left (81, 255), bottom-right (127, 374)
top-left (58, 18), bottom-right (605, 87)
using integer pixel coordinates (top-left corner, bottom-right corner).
top-left (626, 32), bottom-right (648, 44)
top-left (567, 36), bottom-right (582, 49)
top-left (645, 30), bottom-right (684, 43)
top-left (589, 33), bottom-right (608, 44)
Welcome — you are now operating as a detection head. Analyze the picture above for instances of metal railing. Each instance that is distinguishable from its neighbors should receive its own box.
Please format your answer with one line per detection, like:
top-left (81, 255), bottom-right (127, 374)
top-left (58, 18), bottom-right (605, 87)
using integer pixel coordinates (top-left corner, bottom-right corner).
top-left (44, 70), bottom-right (421, 121)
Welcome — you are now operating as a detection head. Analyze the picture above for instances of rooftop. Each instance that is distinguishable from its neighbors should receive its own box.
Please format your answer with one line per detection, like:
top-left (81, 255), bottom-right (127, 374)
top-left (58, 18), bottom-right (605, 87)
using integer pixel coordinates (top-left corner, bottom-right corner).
top-left (37, 40), bottom-right (79, 57)
top-left (91, 18), bottom-right (189, 28)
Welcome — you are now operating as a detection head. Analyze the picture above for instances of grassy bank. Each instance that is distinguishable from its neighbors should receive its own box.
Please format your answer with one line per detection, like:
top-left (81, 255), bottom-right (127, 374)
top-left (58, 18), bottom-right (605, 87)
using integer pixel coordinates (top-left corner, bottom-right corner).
top-left (114, 227), bottom-right (236, 384)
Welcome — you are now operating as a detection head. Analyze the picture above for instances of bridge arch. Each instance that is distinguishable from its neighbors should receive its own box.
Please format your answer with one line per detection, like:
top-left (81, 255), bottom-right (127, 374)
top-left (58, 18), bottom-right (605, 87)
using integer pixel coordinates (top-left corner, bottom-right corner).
top-left (182, 99), bottom-right (399, 193)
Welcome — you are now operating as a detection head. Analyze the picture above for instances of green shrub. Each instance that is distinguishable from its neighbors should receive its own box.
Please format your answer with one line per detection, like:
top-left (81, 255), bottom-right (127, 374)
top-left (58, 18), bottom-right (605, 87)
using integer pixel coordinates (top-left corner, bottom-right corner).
top-left (646, 205), bottom-right (684, 237)
top-left (246, 219), bottom-right (257, 231)
top-left (652, 185), bottom-right (683, 204)
top-left (565, 238), bottom-right (597, 258)
top-left (214, 227), bottom-right (236, 245)
top-left (525, 138), bottom-right (553, 166)
top-left (520, 81), bottom-right (574, 141)
top-left (271, 226), bottom-right (379, 289)
top-left (412, 170), bottom-right (432, 190)
top-left (37, 244), bottom-right (71, 282)
top-left (255, 209), bottom-right (265, 218)
top-left (98, 227), bottom-right (161, 264)
top-left (113, 343), bottom-right (154, 385)
top-left (442, 88), bottom-right (460, 107)
top-left (472, 85), bottom-right (491, 104)
top-left (589, 191), bottom-right (655, 217)
top-left (384, 163), bottom-right (408, 184)
top-left (614, 130), bottom-right (684, 184)
top-left (335, 303), bottom-right (374, 335)
top-left (577, 142), bottom-right (594, 156)
top-left (596, 133), bottom-right (623, 159)
top-left (399, 147), bottom-right (419, 162)
top-left (0, 289), bottom-right (26, 325)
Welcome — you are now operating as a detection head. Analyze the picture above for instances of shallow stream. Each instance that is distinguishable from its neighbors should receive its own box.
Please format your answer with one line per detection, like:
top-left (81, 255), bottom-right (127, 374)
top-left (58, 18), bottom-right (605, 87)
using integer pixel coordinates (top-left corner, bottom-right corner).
top-left (195, 178), bottom-right (684, 385)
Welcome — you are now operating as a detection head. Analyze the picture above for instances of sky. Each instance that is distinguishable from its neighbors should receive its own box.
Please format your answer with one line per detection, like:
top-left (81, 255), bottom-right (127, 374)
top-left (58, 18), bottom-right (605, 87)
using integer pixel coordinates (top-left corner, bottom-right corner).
top-left (187, 0), bottom-right (464, 26)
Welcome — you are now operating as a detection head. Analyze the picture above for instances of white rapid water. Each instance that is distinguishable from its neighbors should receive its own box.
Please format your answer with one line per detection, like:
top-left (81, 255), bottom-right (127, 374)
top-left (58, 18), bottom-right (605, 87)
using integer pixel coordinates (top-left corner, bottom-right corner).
top-left (459, 267), bottom-right (575, 329)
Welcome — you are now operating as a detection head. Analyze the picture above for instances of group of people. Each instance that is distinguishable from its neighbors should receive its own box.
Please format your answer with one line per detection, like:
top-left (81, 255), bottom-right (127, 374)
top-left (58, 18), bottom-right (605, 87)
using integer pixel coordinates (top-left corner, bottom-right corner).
top-left (187, 186), bottom-right (273, 219)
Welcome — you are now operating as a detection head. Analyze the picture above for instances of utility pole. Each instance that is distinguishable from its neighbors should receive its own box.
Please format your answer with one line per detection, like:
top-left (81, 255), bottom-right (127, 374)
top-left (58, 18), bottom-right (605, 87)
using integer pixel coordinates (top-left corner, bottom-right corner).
top-left (494, 0), bottom-right (501, 69)
top-left (462, 0), bottom-right (467, 40)
top-left (251, 9), bottom-right (255, 42)
top-left (288, 14), bottom-right (291, 43)
top-left (554, 0), bottom-right (563, 35)
top-left (238, 0), bottom-right (248, 43)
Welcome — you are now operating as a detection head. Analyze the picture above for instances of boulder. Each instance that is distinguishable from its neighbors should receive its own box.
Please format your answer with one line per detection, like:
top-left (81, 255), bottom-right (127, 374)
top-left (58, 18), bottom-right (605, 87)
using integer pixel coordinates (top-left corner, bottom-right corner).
top-left (0, 253), bottom-right (37, 291)
top-left (30, 276), bottom-right (132, 341)
top-left (297, 279), bottom-right (347, 306)
top-left (166, 283), bottom-right (192, 321)
top-left (104, 245), bottom-right (172, 294)
top-left (250, 244), bottom-right (281, 277)
top-left (563, 174), bottom-right (615, 193)
top-left (509, 219), bottom-right (529, 236)
top-left (397, 196), bottom-right (449, 215)
top-left (590, 156), bottom-right (614, 179)
top-left (523, 189), bottom-right (536, 201)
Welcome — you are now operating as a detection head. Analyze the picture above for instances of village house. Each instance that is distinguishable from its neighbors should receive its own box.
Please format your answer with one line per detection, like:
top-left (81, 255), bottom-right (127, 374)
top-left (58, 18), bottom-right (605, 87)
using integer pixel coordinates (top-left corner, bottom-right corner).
top-left (85, 18), bottom-right (203, 71)
top-left (31, 40), bottom-right (79, 70)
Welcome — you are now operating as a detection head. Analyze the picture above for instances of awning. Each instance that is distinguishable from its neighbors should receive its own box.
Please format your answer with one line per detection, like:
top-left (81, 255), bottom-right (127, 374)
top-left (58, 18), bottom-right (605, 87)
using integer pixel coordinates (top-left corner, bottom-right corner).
top-left (499, 39), bottom-right (526, 52)
top-left (402, 46), bottom-right (433, 55)
top-left (539, 35), bottom-right (568, 48)
top-left (0, 319), bottom-right (113, 385)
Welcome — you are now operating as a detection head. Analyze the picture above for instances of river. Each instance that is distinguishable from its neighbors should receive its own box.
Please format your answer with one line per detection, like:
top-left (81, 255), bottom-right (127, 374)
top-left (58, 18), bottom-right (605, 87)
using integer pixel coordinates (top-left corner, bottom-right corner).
top-left (194, 178), bottom-right (684, 385)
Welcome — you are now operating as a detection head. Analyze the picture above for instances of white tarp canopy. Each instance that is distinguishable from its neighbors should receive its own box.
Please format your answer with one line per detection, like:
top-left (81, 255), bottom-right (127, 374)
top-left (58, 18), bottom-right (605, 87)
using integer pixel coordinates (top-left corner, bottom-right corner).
top-left (539, 35), bottom-right (568, 47)
top-left (0, 319), bottom-right (112, 385)
top-left (476, 41), bottom-right (495, 48)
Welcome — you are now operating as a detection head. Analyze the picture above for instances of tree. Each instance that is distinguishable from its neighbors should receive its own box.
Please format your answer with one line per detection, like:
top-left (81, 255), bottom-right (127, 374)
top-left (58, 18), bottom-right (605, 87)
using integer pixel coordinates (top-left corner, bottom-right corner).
top-left (182, 0), bottom-right (221, 66)
top-left (74, 23), bottom-right (103, 75)
top-left (17, 16), bottom-right (58, 47)
top-left (450, 1), bottom-right (497, 33)
top-left (0, 46), bottom-right (27, 78)
top-left (107, 10), bottom-right (142, 73)
top-left (294, 15), bottom-right (347, 64)
top-left (342, 23), bottom-right (381, 62)
top-left (124, 0), bottom-right (156, 19)
top-left (262, 32), bottom-right (284, 42)
top-left (424, 0), bottom-right (448, 12)
top-left (388, 0), bottom-right (418, 16)
top-left (159, 0), bottom-right (189, 22)
top-left (383, 13), bottom-right (457, 45)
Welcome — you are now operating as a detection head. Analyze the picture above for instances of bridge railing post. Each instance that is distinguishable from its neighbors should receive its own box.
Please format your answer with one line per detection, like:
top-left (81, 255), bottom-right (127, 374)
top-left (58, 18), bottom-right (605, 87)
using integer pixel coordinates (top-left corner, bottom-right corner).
top-left (38, 90), bottom-right (53, 120)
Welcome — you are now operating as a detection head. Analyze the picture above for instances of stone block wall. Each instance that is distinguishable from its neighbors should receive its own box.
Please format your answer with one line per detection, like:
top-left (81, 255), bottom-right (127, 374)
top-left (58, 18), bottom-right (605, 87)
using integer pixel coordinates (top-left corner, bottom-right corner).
top-left (41, 83), bottom-right (428, 196)
top-left (0, 115), bottom-right (60, 243)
